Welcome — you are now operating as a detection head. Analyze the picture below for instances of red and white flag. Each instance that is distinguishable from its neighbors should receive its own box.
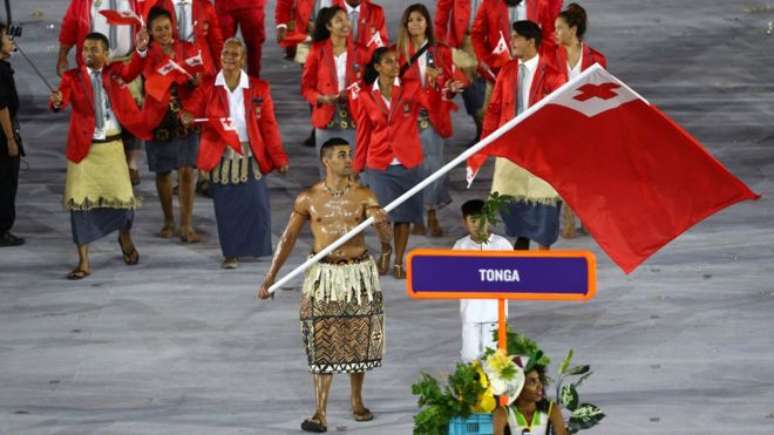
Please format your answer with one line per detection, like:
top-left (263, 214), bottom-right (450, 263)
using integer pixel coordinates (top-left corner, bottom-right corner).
top-left (194, 117), bottom-right (242, 153)
top-left (367, 31), bottom-right (385, 49)
top-left (145, 59), bottom-right (192, 101)
top-left (467, 64), bottom-right (760, 273)
top-left (99, 9), bottom-right (143, 27)
top-left (184, 50), bottom-right (205, 74)
top-left (489, 31), bottom-right (512, 69)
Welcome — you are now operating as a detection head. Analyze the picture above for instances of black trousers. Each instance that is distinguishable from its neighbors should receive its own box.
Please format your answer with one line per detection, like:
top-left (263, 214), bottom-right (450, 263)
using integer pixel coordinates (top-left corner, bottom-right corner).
top-left (0, 156), bottom-right (20, 233)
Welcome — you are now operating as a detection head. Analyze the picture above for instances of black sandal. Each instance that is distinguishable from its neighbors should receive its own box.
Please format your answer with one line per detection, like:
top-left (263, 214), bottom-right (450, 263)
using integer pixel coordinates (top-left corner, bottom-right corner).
top-left (118, 236), bottom-right (139, 265)
top-left (301, 418), bottom-right (327, 433)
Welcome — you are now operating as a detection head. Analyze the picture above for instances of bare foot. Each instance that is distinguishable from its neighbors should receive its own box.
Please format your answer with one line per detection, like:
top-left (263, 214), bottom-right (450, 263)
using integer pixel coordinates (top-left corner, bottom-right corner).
top-left (159, 222), bottom-right (176, 239)
top-left (179, 227), bottom-right (201, 243)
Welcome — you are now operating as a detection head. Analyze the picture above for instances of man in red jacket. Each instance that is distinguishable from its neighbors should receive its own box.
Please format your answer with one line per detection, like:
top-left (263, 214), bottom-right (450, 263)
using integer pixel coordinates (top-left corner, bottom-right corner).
top-left (214, 0), bottom-right (266, 77)
top-left (50, 31), bottom-right (150, 280)
top-left (335, 0), bottom-right (388, 55)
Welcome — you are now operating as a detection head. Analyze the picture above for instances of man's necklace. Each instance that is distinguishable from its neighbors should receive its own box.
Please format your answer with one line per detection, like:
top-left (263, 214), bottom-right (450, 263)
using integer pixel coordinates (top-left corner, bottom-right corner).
top-left (324, 181), bottom-right (351, 197)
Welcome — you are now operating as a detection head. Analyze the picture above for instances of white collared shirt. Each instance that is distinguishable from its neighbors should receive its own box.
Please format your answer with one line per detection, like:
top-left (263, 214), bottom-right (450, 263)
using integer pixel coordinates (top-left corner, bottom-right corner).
top-left (568, 46), bottom-right (584, 79)
top-left (172, 0), bottom-right (194, 42)
top-left (518, 54), bottom-right (539, 113)
top-left (454, 233), bottom-right (512, 323)
top-left (215, 70), bottom-right (250, 142)
top-left (86, 67), bottom-right (120, 140)
top-left (416, 40), bottom-right (429, 87)
top-left (334, 51), bottom-right (347, 92)
top-left (91, 0), bottom-right (134, 58)
top-left (372, 77), bottom-right (403, 166)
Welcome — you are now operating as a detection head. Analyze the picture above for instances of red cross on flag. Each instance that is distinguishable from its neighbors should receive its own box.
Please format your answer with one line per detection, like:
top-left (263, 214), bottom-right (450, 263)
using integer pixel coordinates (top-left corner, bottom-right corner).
top-left (99, 9), bottom-right (143, 27)
top-left (208, 117), bottom-right (242, 154)
top-left (466, 64), bottom-right (760, 273)
top-left (145, 59), bottom-right (192, 102)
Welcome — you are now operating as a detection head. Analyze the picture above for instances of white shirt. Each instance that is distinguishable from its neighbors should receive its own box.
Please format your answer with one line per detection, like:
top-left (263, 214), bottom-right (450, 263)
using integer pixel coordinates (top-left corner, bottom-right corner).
top-left (86, 67), bottom-right (120, 140)
top-left (334, 51), bottom-right (347, 92)
top-left (172, 0), bottom-right (194, 42)
top-left (416, 40), bottom-right (429, 87)
top-left (568, 46), bottom-right (584, 80)
top-left (91, 0), bottom-right (134, 58)
top-left (215, 70), bottom-right (250, 142)
top-left (454, 233), bottom-right (512, 323)
top-left (518, 54), bottom-right (539, 113)
top-left (508, 3), bottom-right (528, 23)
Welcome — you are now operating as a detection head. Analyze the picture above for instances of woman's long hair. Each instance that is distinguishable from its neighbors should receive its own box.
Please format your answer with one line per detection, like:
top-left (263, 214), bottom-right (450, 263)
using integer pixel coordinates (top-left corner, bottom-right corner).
top-left (396, 3), bottom-right (435, 61)
top-left (364, 46), bottom-right (392, 85)
top-left (312, 6), bottom-right (345, 43)
top-left (558, 2), bottom-right (588, 40)
top-left (147, 6), bottom-right (172, 42)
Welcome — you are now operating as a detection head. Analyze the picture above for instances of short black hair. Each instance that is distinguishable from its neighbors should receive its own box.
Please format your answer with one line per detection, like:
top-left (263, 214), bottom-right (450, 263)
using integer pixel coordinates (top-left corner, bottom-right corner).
top-left (512, 20), bottom-right (542, 48)
top-left (147, 6), bottom-right (172, 30)
top-left (320, 137), bottom-right (350, 161)
top-left (85, 32), bottom-right (110, 51)
top-left (461, 199), bottom-right (485, 218)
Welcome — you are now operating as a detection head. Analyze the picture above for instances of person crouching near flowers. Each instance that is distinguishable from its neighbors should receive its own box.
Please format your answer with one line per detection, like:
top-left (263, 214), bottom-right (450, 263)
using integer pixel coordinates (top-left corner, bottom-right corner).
top-left (493, 362), bottom-right (568, 435)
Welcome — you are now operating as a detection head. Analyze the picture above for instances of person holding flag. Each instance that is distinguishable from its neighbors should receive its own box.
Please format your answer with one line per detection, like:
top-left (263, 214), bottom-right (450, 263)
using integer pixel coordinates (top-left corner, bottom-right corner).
top-left (142, 6), bottom-right (209, 243)
top-left (551, 2), bottom-right (606, 239)
top-left (333, 0), bottom-right (388, 58)
top-left (353, 46), bottom-right (447, 279)
top-left (302, 6), bottom-right (369, 177)
top-left (49, 31), bottom-right (150, 279)
top-left (481, 20), bottom-right (563, 250)
top-left (180, 38), bottom-right (289, 269)
top-left (58, 0), bottom-right (147, 186)
top-left (397, 3), bottom-right (462, 237)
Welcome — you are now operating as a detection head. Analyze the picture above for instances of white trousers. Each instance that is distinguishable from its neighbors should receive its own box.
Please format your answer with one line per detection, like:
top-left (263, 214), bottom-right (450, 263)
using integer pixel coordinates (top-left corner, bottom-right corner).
top-left (461, 321), bottom-right (498, 362)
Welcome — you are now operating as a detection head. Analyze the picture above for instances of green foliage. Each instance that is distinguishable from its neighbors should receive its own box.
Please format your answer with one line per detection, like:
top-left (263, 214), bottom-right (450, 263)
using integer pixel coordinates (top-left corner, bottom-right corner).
top-left (411, 363), bottom-right (486, 435)
top-left (569, 404), bottom-right (606, 433)
top-left (566, 365), bottom-right (590, 376)
top-left (559, 384), bottom-right (579, 411)
top-left (475, 192), bottom-right (516, 235)
top-left (558, 349), bottom-right (574, 375)
top-left (485, 325), bottom-right (551, 368)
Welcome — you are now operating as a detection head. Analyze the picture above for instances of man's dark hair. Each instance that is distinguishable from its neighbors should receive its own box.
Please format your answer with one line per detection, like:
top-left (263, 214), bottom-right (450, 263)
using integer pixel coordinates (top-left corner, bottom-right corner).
top-left (85, 32), bottom-right (110, 51)
top-left (512, 20), bottom-right (542, 48)
top-left (320, 137), bottom-right (350, 161)
top-left (461, 199), bottom-right (485, 218)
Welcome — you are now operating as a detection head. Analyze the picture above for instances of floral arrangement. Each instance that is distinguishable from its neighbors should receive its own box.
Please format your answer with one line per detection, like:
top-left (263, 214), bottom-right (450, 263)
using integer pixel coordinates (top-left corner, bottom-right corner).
top-left (411, 327), bottom-right (604, 434)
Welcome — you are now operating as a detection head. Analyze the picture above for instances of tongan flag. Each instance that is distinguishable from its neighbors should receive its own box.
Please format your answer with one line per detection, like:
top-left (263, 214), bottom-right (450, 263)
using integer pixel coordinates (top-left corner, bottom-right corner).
top-left (490, 31), bottom-right (512, 69)
top-left (99, 9), bottom-right (143, 27)
top-left (145, 59), bottom-right (191, 101)
top-left (467, 64), bottom-right (760, 273)
top-left (208, 117), bottom-right (242, 154)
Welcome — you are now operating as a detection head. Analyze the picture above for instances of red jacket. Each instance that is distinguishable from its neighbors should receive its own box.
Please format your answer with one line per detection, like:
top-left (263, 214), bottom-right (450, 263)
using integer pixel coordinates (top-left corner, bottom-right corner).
top-left (184, 74), bottom-right (288, 174)
top-left (482, 55), bottom-right (563, 138)
top-left (141, 40), bottom-right (205, 129)
top-left (274, 0), bottom-right (315, 36)
top-left (399, 41), bottom-right (456, 138)
top-left (143, 0), bottom-right (224, 74)
top-left (471, 0), bottom-right (562, 73)
top-left (353, 80), bottom-right (441, 172)
top-left (302, 39), bottom-right (369, 128)
top-left (52, 56), bottom-right (149, 163)
top-left (59, 0), bottom-right (141, 64)
top-left (332, 0), bottom-right (388, 56)
top-left (434, 0), bottom-right (474, 48)
top-left (552, 43), bottom-right (606, 82)
top-left (214, 0), bottom-right (265, 12)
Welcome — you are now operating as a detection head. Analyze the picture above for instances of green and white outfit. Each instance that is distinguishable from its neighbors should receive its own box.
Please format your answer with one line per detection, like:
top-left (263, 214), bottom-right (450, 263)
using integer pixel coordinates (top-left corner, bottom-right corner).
top-left (506, 401), bottom-right (554, 435)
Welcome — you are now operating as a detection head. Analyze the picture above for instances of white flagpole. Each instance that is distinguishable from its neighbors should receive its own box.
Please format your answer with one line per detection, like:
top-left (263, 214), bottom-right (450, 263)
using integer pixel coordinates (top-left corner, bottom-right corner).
top-left (267, 64), bottom-right (606, 294)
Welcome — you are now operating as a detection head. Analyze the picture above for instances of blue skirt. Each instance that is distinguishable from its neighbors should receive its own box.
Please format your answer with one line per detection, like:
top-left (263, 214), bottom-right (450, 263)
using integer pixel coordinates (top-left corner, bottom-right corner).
top-left (146, 133), bottom-right (199, 173)
top-left (366, 164), bottom-right (424, 225)
top-left (419, 127), bottom-right (452, 209)
top-left (500, 200), bottom-right (562, 247)
top-left (71, 209), bottom-right (134, 245)
top-left (209, 169), bottom-right (272, 258)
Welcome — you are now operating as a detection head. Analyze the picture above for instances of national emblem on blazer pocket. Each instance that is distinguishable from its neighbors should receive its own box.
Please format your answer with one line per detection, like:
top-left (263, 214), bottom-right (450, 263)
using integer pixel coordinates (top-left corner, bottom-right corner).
top-left (253, 96), bottom-right (263, 118)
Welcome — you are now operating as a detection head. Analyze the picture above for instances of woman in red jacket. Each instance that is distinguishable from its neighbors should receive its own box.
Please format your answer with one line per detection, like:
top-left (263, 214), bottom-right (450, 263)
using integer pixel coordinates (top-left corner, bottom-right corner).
top-left (553, 2), bottom-right (606, 239)
top-left (182, 38), bottom-right (289, 269)
top-left (396, 3), bottom-right (460, 237)
top-left (143, 7), bottom-right (209, 243)
top-left (354, 46), bottom-right (443, 279)
top-left (302, 6), bottom-right (369, 177)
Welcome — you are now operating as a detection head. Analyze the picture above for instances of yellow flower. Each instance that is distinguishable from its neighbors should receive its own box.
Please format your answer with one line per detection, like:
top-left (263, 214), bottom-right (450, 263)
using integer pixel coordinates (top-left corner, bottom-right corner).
top-left (475, 365), bottom-right (489, 389)
top-left (474, 387), bottom-right (497, 413)
top-left (486, 349), bottom-right (512, 374)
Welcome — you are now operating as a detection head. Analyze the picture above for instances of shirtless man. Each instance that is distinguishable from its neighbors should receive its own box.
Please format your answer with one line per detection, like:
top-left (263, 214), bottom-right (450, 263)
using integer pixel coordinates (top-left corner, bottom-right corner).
top-left (258, 137), bottom-right (391, 433)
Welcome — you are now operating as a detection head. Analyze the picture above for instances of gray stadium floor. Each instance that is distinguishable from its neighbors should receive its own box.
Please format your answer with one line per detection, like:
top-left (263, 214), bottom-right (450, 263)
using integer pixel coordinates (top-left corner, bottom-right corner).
top-left (1, 1), bottom-right (773, 434)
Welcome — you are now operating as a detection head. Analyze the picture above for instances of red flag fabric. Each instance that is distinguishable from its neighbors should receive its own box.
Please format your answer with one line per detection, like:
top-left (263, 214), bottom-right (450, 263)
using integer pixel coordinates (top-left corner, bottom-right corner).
top-left (99, 10), bottom-right (143, 27)
top-left (145, 59), bottom-right (191, 101)
top-left (489, 31), bottom-right (512, 69)
top-left (278, 31), bottom-right (309, 49)
top-left (467, 64), bottom-right (760, 273)
top-left (206, 117), bottom-right (242, 154)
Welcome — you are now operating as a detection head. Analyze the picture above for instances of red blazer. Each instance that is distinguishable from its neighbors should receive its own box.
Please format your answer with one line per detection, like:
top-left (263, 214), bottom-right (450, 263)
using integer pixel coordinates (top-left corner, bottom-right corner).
top-left (144, 0), bottom-right (224, 74)
top-left (353, 81), bottom-right (441, 172)
top-left (399, 41), bottom-right (456, 138)
top-left (52, 57), bottom-right (149, 163)
top-left (59, 0), bottom-right (141, 65)
top-left (482, 55), bottom-right (563, 138)
top-left (332, 0), bottom-right (388, 56)
top-left (302, 39), bottom-right (369, 128)
top-left (275, 0), bottom-right (315, 35)
top-left (553, 43), bottom-right (606, 82)
top-left (434, 0), bottom-right (474, 48)
top-left (215, 0), bottom-right (265, 12)
top-left (184, 74), bottom-right (289, 174)
top-left (471, 0), bottom-right (562, 72)
top-left (141, 40), bottom-right (204, 129)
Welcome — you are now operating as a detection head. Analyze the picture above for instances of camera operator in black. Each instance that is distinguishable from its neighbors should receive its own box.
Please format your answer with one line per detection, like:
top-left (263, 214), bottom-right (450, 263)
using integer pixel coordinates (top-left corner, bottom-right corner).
top-left (0, 23), bottom-right (24, 247)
